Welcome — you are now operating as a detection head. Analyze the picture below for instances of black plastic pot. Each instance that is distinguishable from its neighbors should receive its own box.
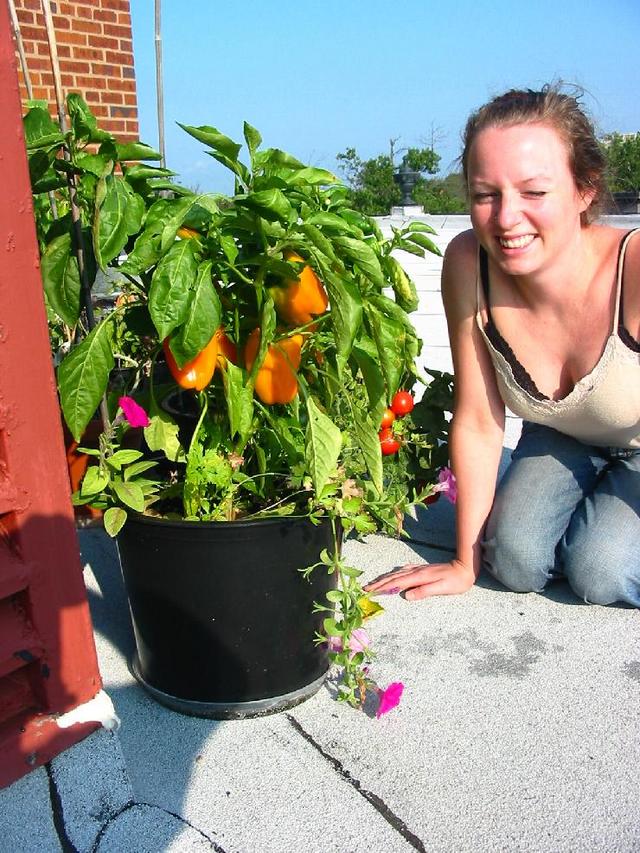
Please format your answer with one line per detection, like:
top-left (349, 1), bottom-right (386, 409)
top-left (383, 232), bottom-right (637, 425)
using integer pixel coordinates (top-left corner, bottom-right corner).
top-left (116, 513), bottom-right (336, 718)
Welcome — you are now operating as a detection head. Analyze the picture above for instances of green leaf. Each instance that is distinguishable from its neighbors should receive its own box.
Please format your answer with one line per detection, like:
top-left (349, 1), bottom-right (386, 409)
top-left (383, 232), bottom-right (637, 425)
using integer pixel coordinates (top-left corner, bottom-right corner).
top-left (67, 93), bottom-right (112, 143)
top-left (93, 175), bottom-right (131, 268)
top-left (237, 188), bottom-right (292, 222)
top-left (58, 321), bottom-right (114, 441)
top-left (124, 164), bottom-right (176, 180)
top-left (148, 238), bottom-right (199, 339)
top-left (23, 106), bottom-right (64, 150)
top-left (170, 261), bottom-right (221, 366)
top-left (159, 196), bottom-right (198, 252)
top-left (113, 480), bottom-right (145, 512)
top-left (74, 151), bottom-right (113, 178)
top-left (144, 411), bottom-right (186, 462)
top-left (316, 262), bottom-right (362, 373)
top-left (284, 167), bottom-right (338, 186)
top-left (305, 397), bottom-right (342, 496)
top-left (178, 122), bottom-right (242, 160)
top-left (220, 235), bottom-right (238, 264)
top-left (353, 342), bottom-right (386, 425)
top-left (304, 212), bottom-right (359, 235)
top-left (353, 413), bottom-right (383, 496)
top-left (116, 141), bottom-right (162, 161)
top-left (207, 151), bottom-right (251, 185)
top-left (406, 220), bottom-right (437, 235)
top-left (80, 466), bottom-right (109, 497)
top-left (243, 121), bottom-right (262, 162)
top-left (387, 255), bottom-right (419, 313)
top-left (333, 236), bottom-right (384, 287)
top-left (405, 232), bottom-right (442, 256)
top-left (222, 361), bottom-right (254, 441)
top-left (253, 148), bottom-right (304, 171)
top-left (124, 191), bottom-right (145, 237)
top-left (124, 460), bottom-right (159, 481)
top-left (397, 238), bottom-right (425, 258)
top-left (365, 303), bottom-right (404, 399)
top-left (298, 224), bottom-right (337, 261)
top-left (103, 506), bottom-right (127, 537)
top-left (41, 232), bottom-right (81, 327)
top-left (107, 449), bottom-right (144, 470)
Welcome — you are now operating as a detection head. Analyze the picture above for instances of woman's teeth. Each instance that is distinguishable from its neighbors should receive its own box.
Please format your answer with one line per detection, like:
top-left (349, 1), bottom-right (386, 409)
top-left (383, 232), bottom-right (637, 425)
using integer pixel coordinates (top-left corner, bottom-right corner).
top-left (499, 235), bottom-right (535, 249)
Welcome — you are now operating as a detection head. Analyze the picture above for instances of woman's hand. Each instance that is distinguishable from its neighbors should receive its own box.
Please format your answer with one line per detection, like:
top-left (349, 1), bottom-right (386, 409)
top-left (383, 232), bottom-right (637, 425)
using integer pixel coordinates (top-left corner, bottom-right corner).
top-left (364, 559), bottom-right (476, 601)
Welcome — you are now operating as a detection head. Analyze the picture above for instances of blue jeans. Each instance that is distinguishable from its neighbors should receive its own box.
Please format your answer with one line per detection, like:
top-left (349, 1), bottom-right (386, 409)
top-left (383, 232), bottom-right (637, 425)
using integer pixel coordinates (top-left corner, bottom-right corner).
top-left (483, 422), bottom-right (640, 607)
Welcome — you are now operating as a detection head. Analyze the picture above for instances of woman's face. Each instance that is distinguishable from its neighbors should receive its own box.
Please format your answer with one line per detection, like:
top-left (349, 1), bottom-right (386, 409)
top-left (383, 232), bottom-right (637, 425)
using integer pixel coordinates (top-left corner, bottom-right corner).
top-left (467, 122), bottom-right (592, 277)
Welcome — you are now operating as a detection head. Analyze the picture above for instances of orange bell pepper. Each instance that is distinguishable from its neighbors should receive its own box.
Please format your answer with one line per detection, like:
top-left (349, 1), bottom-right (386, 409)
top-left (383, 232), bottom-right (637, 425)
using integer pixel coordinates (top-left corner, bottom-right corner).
top-left (271, 251), bottom-right (328, 327)
top-left (163, 328), bottom-right (237, 391)
top-left (244, 328), bottom-right (303, 405)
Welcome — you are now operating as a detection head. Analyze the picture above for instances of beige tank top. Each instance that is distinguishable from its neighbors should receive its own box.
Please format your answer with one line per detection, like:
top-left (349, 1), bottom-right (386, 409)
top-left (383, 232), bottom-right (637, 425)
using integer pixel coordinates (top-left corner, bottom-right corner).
top-left (476, 228), bottom-right (640, 448)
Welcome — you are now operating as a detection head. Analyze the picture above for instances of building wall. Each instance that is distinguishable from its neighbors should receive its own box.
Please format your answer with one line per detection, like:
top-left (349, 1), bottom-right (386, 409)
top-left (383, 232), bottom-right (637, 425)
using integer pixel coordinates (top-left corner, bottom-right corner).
top-left (12, 0), bottom-right (138, 141)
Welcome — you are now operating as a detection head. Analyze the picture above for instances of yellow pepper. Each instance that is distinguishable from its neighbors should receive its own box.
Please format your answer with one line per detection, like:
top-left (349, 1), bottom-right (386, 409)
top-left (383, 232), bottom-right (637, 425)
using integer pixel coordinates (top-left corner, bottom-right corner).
top-left (271, 252), bottom-right (328, 327)
top-left (244, 328), bottom-right (303, 405)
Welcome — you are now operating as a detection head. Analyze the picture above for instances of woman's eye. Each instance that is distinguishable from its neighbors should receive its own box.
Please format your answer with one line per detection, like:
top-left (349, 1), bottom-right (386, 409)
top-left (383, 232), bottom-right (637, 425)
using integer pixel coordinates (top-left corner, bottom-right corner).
top-left (523, 191), bottom-right (546, 198)
top-left (473, 192), bottom-right (496, 202)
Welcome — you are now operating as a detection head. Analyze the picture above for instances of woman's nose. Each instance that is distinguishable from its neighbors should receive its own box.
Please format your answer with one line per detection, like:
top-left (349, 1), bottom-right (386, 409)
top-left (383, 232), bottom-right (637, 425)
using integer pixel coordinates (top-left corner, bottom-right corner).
top-left (494, 193), bottom-right (522, 229)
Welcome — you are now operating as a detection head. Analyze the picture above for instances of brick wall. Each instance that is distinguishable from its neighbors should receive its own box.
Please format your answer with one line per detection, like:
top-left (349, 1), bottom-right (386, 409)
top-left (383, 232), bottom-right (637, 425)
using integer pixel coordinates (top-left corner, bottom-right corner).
top-left (12, 0), bottom-right (139, 141)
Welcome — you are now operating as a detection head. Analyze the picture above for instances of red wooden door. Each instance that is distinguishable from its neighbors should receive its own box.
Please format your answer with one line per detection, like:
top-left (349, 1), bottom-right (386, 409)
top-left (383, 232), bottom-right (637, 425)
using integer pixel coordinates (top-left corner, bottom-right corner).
top-left (0, 0), bottom-right (103, 788)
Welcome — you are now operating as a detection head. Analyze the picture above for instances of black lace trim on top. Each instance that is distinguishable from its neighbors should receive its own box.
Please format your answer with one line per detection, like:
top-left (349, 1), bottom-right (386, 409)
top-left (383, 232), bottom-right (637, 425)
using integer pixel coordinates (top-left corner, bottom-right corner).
top-left (479, 247), bottom-right (549, 401)
top-left (617, 231), bottom-right (640, 353)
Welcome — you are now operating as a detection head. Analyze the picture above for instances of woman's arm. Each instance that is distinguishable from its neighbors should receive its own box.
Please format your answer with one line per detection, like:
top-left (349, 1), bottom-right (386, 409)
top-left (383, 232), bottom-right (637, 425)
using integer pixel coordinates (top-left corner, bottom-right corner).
top-left (365, 231), bottom-right (506, 599)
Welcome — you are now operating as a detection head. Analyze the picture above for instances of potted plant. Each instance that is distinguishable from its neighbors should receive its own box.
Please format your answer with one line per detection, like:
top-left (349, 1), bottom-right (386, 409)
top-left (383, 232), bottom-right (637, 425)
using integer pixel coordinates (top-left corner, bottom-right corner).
top-left (28, 98), bottom-right (449, 717)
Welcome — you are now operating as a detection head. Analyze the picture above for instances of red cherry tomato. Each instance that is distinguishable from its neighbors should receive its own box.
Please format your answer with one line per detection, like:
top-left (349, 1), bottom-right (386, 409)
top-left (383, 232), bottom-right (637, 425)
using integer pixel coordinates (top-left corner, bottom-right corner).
top-left (391, 390), bottom-right (414, 416)
top-left (378, 428), bottom-right (401, 456)
top-left (380, 407), bottom-right (395, 429)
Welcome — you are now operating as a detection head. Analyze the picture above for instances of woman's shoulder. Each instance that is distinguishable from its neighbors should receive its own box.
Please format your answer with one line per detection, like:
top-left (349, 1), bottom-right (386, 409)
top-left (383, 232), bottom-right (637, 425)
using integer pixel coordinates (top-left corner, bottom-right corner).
top-left (441, 230), bottom-right (479, 311)
top-left (442, 229), bottom-right (478, 283)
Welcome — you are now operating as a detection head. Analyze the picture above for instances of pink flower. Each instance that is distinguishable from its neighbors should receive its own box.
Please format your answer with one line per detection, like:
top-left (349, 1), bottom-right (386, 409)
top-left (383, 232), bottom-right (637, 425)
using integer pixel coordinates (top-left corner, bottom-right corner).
top-left (376, 681), bottom-right (404, 718)
top-left (327, 627), bottom-right (370, 659)
top-left (433, 466), bottom-right (457, 504)
top-left (348, 627), bottom-right (370, 658)
top-left (118, 396), bottom-right (150, 428)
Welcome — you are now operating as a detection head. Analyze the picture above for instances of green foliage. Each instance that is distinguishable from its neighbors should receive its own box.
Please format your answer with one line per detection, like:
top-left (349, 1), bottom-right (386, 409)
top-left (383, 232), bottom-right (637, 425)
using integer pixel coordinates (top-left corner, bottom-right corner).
top-left (24, 94), bottom-right (163, 361)
top-left (336, 143), bottom-right (445, 215)
top-left (601, 132), bottom-right (640, 192)
top-left (413, 172), bottom-right (469, 214)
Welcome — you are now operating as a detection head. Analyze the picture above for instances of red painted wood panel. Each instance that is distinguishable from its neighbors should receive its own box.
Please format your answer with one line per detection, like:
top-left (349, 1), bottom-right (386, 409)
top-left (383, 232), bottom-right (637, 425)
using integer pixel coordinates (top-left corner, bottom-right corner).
top-left (0, 0), bottom-right (102, 789)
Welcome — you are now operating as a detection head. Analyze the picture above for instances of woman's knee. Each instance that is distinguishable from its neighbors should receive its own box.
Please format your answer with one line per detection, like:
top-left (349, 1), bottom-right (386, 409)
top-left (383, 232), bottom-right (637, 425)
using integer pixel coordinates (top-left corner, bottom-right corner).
top-left (563, 542), bottom-right (640, 607)
top-left (482, 524), bottom-right (555, 593)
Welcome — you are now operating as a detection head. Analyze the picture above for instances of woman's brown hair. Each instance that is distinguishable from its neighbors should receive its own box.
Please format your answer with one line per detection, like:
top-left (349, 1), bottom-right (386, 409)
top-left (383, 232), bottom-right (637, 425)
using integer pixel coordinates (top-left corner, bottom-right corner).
top-left (461, 84), bottom-right (608, 223)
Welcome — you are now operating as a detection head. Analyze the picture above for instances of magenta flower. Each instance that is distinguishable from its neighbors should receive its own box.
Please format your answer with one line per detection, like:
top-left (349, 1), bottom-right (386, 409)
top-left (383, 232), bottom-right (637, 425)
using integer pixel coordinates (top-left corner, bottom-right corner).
top-left (327, 635), bottom-right (343, 654)
top-left (433, 466), bottom-right (457, 504)
top-left (118, 396), bottom-right (150, 428)
top-left (376, 681), bottom-right (404, 718)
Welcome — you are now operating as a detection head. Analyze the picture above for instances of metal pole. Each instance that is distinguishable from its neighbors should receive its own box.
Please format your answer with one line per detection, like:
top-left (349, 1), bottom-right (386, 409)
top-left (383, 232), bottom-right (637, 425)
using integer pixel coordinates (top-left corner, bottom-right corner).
top-left (8, 0), bottom-right (32, 99)
top-left (155, 0), bottom-right (166, 168)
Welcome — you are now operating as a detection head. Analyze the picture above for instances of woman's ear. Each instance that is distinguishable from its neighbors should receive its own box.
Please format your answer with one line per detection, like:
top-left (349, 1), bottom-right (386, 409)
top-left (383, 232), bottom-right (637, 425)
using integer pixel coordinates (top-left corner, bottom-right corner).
top-left (578, 180), bottom-right (597, 214)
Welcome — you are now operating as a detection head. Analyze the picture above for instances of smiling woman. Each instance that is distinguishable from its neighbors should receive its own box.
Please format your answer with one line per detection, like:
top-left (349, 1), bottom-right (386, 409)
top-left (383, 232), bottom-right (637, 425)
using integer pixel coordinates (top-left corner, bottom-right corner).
top-left (366, 83), bottom-right (640, 609)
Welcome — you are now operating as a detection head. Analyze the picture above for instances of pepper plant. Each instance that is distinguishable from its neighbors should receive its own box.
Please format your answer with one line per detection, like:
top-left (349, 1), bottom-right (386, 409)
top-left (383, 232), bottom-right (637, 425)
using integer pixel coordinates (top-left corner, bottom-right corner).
top-left (27, 98), bottom-right (451, 708)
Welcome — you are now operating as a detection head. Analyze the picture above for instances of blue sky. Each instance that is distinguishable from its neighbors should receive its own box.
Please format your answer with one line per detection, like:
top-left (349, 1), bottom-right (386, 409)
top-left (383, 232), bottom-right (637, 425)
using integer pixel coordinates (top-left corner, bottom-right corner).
top-left (129, 0), bottom-right (640, 194)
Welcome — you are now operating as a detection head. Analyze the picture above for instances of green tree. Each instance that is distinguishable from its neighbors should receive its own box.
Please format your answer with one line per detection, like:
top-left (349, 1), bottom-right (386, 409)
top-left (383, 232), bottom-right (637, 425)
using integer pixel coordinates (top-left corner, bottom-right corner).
top-left (413, 171), bottom-right (469, 214)
top-left (336, 144), bottom-right (441, 215)
top-left (602, 132), bottom-right (640, 192)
